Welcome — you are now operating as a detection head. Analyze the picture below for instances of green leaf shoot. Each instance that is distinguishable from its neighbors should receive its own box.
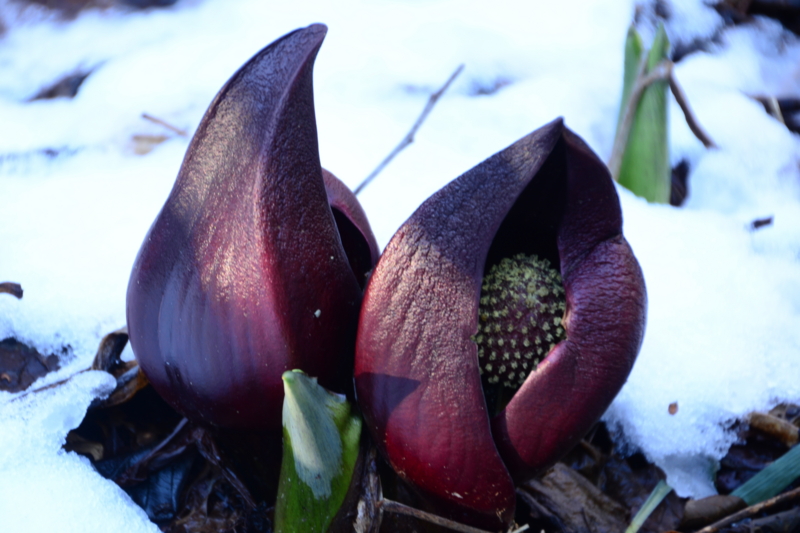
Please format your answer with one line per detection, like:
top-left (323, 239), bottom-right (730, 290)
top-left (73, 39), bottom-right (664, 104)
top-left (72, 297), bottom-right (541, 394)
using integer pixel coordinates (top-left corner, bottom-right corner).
top-left (275, 370), bottom-right (362, 533)
top-left (732, 443), bottom-right (800, 506)
top-left (624, 480), bottom-right (672, 533)
top-left (616, 23), bottom-right (671, 204)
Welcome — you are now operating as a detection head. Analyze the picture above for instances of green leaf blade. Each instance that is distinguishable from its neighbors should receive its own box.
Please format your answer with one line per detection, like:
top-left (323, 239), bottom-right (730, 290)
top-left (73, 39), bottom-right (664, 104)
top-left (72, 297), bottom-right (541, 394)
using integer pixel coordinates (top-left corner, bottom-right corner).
top-left (732, 443), bottom-right (800, 506)
top-left (617, 23), bottom-right (671, 204)
top-left (616, 25), bottom-right (644, 130)
top-left (275, 370), bottom-right (362, 533)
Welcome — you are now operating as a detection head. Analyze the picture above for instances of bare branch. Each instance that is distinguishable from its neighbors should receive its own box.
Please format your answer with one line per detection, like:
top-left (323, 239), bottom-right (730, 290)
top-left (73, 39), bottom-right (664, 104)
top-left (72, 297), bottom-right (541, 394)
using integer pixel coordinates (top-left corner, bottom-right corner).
top-left (608, 59), bottom-right (717, 181)
top-left (380, 498), bottom-right (505, 533)
top-left (141, 113), bottom-right (188, 137)
top-left (0, 282), bottom-right (23, 299)
top-left (696, 486), bottom-right (800, 533)
top-left (668, 72), bottom-right (716, 148)
top-left (354, 64), bottom-right (464, 196)
top-left (765, 96), bottom-right (786, 125)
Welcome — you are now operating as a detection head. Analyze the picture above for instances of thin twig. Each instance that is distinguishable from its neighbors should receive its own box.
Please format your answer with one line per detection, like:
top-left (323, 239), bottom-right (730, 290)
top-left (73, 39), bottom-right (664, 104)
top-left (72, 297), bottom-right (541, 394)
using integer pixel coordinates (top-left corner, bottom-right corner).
top-left (354, 64), bottom-right (464, 196)
top-left (695, 485), bottom-right (800, 533)
top-left (668, 72), bottom-right (716, 148)
top-left (195, 428), bottom-right (257, 508)
top-left (766, 96), bottom-right (786, 126)
top-left (380, 498), bottom-right (508, 533)
top-left (115, 417), bottom-right (189, 485)
top-left (608, 59), bottom-right (671, 180)
top-left (141, 113), bottom-right (188, 137)
top-left (0, 282), bottom-right (23, 299)
top-left (9, 367), bottom-right (92, 402)
top-left (609, 59), bottom-right (717, 180)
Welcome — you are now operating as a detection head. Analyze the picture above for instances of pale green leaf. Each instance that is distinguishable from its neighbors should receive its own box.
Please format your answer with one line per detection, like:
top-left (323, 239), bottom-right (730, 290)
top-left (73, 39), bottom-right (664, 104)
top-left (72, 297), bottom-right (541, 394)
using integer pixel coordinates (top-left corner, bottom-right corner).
top-left (275, 370), bottom-right (362, 533)
top-left (617, 23), bottom-right (671, 204)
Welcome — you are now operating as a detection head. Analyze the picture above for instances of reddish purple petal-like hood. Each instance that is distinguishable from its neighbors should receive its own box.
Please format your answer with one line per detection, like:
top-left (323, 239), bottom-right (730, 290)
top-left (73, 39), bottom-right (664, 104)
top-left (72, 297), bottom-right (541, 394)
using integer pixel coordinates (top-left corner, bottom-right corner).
top-left (322, 169), bottom-right (380, 288)
top-left (127, 24), bottom-right (370, 430)
top-left (355, 119), bottom-right (646, 528)
top-left (491, 129), bottom-right (646, 483)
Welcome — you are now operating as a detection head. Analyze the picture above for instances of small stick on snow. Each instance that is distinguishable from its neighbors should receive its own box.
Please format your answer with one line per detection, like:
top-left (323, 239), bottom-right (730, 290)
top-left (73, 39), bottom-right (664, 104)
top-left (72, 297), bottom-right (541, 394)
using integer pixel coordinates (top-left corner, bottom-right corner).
top-left (354, 64), bottom-right (464, 196)
top-left (668, 72), bottom-right (716, 149)
top-left (380, 498), bottom-right (525, 533)
top-left (0, 282), bottom-right (23, 299)
top-left (141, 113), bottom-right (188, 137)
top-left (765, 96), bottom-right (786, 126)
top-left (695, 485), bottom-right (800, 533)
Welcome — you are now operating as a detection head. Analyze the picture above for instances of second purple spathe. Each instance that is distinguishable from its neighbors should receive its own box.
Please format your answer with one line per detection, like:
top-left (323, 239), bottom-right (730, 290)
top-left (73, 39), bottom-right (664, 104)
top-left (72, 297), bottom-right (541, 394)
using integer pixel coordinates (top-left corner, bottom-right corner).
top-left (355, 119), bottom-right (647, 529)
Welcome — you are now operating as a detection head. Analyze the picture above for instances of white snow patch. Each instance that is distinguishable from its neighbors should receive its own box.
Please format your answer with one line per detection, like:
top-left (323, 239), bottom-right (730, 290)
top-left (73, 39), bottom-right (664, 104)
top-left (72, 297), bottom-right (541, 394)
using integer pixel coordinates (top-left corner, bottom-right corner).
top-left (0, 370), bottom-right (159, 532)
top-left (0, 0), bottom-right (799, 521)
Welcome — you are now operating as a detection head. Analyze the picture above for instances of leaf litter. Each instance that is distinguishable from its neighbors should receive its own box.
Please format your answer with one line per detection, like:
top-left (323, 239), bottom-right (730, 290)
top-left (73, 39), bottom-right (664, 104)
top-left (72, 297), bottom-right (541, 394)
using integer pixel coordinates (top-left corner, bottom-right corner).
top-left (42, 327), bottom-right (800, 533)
top-left (2, 0), bottom-right (800, 530)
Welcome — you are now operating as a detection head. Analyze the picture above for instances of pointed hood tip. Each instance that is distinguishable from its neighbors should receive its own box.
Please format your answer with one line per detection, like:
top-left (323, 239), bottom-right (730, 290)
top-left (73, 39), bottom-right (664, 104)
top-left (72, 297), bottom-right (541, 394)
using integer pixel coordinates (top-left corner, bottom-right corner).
top-left (306, 22), bottom-right (328, 34)
top-left (542, 116), bottom-right (565, 131)
top-left (296, 23), bottom-right (328, 44)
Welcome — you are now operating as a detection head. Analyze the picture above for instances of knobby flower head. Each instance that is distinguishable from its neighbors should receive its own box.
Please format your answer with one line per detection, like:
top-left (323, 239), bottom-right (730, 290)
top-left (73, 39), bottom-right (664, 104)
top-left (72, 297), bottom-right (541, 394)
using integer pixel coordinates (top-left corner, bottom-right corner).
top-left (127, 24), bottom-right (378, 430)
top-left (355, 120), bottom-right (647, 529)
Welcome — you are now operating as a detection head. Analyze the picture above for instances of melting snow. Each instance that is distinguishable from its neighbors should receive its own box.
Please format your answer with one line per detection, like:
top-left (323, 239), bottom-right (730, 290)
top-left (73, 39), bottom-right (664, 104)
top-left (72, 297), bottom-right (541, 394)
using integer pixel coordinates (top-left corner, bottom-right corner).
top-left (0, 0), bottom-right (799, 528)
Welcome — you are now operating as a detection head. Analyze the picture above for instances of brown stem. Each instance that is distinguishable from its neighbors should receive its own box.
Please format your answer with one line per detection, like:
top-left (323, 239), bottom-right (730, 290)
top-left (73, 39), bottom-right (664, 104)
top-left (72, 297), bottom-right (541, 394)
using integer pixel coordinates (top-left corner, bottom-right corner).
top-left (0, 282), bottom-right (23, 299)
top-left (765, 96), bottom-right (786, 125)
top-left (141, 113), bottom-right (188, 137)
top-left (9, 368), bottom-right (91, 402)
top-left (354, 64), bottom-right (464, 196)
top-left (380, 498), bottom-right (526, 533)
top-left (694, 486), bottom-right (800, 533)
top-left (609, 59), bottom-right (717, 180)
top-left (668, 72), bottom-right (716, 148)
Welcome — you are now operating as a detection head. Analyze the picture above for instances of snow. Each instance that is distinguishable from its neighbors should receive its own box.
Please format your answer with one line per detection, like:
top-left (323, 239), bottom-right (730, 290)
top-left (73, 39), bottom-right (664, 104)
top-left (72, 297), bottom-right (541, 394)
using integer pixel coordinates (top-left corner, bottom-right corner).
top-left (0, 370), bottom-right (159, 532)
top-left (0, 0), bottom-right (799, 527)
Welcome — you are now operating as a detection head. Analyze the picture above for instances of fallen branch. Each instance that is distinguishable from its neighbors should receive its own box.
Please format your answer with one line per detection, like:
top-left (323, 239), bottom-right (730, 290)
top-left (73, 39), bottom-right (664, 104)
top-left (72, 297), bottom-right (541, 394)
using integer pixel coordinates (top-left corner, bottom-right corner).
top-left (141, 112), bottom-right (188, 137)
top-left (354, 64), bottom-right (464, 196)
top-left (695, 485), bottom-right (800, 533)
top-left (669, 73), bottom-right (716, 149)
top-left (765, 96), bottom-right (786, 125)
top-left (0, 282), bottom-right (23, 299)
top-left (9, 326), bottom-right (128, 402)
top-left (381, 498), bottom-right (528, 533)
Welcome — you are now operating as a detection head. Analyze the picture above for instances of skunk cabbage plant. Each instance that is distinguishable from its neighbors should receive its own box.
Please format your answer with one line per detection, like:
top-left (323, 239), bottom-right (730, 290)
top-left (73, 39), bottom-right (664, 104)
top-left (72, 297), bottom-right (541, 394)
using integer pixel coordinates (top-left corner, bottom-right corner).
top-left (355, 119), bottom-right (647, 529)
top-left (127, 24), bottom-right (378, 430)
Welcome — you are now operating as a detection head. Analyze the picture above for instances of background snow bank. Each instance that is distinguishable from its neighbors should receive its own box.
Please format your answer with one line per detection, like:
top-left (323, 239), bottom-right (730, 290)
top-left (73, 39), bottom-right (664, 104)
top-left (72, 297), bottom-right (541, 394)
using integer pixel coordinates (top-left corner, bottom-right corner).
top-left (0, 370), bottom-right (159, 532)
top-left (0, 0), bottom-right (798, 526)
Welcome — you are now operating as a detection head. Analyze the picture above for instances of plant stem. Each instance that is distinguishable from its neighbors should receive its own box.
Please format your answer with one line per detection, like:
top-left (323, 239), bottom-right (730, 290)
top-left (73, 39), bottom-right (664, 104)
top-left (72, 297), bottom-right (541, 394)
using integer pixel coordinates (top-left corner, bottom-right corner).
top-left (354, 64), bottom-right (464, 196)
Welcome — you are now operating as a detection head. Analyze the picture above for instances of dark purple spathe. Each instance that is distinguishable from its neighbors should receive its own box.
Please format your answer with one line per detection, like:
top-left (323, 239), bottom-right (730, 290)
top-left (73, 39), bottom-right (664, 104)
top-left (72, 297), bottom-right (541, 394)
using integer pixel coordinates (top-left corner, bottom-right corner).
top-left (127, 24), bottom-right (376, 430)
top-left (355, 119), bottom-right (646, 529)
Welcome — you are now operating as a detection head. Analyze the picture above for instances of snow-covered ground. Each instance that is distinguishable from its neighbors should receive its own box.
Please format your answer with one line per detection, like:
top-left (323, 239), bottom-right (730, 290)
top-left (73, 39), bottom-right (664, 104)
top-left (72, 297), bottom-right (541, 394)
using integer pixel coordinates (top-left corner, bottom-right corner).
top-left (0, 0), bottom-right (799, 530)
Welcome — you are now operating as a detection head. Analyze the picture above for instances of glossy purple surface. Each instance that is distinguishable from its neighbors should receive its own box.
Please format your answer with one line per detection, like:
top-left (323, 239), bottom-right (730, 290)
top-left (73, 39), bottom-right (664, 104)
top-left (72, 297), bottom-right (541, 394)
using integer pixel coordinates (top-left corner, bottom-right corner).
top-left (127, 24), bottom-right (373, 430)
top-left (355, 119), bottom-right (646, 528)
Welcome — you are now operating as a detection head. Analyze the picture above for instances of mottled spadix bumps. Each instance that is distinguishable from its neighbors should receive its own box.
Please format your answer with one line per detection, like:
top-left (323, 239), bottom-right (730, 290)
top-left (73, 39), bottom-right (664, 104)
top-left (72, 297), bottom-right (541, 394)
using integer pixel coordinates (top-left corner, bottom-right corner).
top-left (126, 24), bottom-right (377, 430)
top-left (355, 119), bottom-right (647, 530)
top-left (475, 253), bottom-right (566, 389)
